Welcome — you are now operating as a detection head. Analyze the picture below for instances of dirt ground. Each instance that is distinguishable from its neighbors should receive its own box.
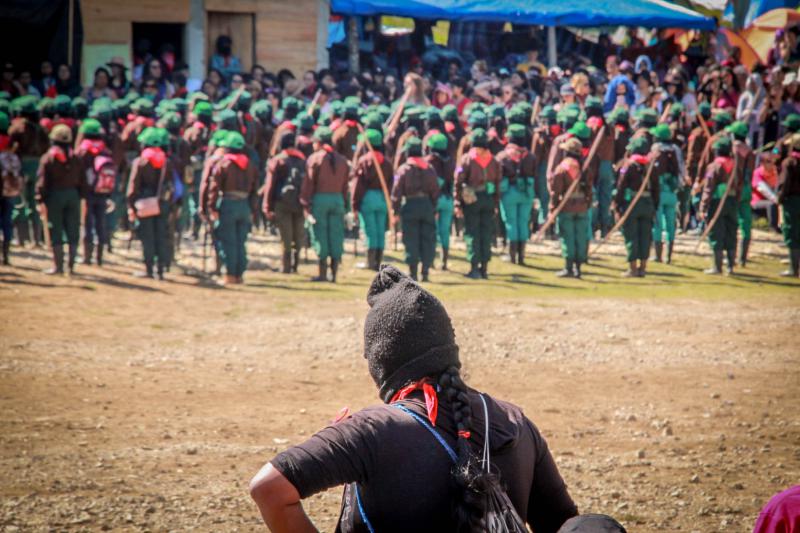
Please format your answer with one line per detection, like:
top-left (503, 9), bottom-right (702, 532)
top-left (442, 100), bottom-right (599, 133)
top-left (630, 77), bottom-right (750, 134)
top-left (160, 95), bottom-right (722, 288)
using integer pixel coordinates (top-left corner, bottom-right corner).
top-left (1, 227), bottom-right (798, 532)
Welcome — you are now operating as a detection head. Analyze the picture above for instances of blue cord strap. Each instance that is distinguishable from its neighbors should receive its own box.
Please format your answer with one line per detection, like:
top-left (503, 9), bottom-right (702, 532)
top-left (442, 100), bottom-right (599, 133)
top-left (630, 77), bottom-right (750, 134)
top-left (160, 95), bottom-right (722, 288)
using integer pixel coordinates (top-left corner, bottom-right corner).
top-left (355, 403), bottom-right (459, 531)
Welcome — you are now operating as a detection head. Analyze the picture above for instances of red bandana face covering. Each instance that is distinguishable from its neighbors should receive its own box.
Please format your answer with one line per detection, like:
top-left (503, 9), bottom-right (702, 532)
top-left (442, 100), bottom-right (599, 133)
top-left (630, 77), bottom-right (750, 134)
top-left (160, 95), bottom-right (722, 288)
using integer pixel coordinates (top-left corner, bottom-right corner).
top-left (224, 153), bottom-right (249, 170)
top-left (142, 147), bottom-right (166, 169)
top-left (390, 378), bottom-right (439, 426)
top-left (409, 156), bottom-right (429, 169)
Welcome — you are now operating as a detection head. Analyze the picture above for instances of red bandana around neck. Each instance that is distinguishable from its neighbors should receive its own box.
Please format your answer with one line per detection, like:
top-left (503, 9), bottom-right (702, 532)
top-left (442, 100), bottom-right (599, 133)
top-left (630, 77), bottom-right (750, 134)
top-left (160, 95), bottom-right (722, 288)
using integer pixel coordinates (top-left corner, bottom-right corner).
top-left (322, 144), bottom-right (334, 153)
top-left (137, 116), bottom-right (155, 128)
top-left (586, 116), bottom-right (604, 130)
top-left (372, 150), bottom-right (385, 165)
top-left (283, 148), bottom-right (306, 160)
top-left (0, 134), bottom-right (9, 151)
top-left (80, 139), bottom-right (106, 156)
top-left (444, 122), bottom-right (456, 134)
top-left (581, 147), bottom-right (590, 158)
top-left (192, 121), bottom-right (206, 130)
top-left (615, 124), bottom-right (628, 133)
top-left (630, 154), bottom-right (649, 165)
top-left (297, 134), bottom-right (312, 145)
top-left (714, 156), bottom-right (734, 174)
top-left (48, 145), bottom-right (68, 163)
top-left (225, 153), bottom-right (249, 170)
top-left (409, 156), bottom-right (429, 169)
top-left (390, 378), bottom-right (439, 426)
top-left (469, 147), bottom-right (493, 169)
top-left (505, 143), bottom-right (527, 163)
top-left (344, 119), bottom-right (358, 128)
top-left (142, 147), bottom-right (166, 169)
top-left (549, 124), bottom-right (562, 137)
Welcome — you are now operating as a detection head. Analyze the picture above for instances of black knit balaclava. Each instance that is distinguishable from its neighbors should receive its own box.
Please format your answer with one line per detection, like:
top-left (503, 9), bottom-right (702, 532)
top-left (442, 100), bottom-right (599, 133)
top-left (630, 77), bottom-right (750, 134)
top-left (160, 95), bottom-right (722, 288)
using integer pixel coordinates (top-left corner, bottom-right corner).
top-left (364, 265), bottom-right (460, 403)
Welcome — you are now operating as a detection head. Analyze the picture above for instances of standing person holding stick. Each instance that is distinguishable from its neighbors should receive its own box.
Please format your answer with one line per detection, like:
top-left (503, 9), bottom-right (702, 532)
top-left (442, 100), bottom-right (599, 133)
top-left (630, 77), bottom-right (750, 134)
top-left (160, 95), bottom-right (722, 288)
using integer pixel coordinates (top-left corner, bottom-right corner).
top-left (391, 137), bottom-right (439, 282)
top-left (650, 124), bottom-right (682, 265)
top-left (614, 136), bottom-right (659, 277)
top-left (778, 133), bottom-right (800, 277)
top-left (425, 133), bottom-right (456, 271)
top-left (351, 128), bottom-right (392, 271)
top-left (35, 124), bottom-right (86, 275)
top-left (454, 129), bottom-right (501, 280)
top-left (548, 138), bottom-right (592, 278)
top-left (699, 136), bottom-right (739, 275)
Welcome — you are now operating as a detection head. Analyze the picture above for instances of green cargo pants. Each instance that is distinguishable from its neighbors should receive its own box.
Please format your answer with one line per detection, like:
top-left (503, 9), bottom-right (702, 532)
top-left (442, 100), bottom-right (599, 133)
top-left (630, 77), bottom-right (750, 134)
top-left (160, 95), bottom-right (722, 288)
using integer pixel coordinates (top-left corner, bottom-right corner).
top-left (556, 211), bottom-right (589, 263)
top-left (214, 198), bottom-right (252, 277)
top-left (401, 196), bottom-right (436, 268)
top-left (309, 193), bottom-right (345, 261)
top-left (708, 197), bottom-right (738, 253)
top-left (463, 191), bottom-right (495, 268)
top-left (359, 189), bottom-right (388, 250)
top-left (623, 196), bottom-right (655, 262)
top-left (44, 188), bottom-right (81, 246)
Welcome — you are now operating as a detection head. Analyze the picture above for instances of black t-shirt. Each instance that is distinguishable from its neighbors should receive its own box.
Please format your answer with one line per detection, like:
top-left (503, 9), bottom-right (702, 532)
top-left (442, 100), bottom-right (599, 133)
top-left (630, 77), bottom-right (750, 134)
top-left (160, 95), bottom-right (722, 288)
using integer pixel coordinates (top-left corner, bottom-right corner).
top-left (271, 389), bottom-right (577, 533)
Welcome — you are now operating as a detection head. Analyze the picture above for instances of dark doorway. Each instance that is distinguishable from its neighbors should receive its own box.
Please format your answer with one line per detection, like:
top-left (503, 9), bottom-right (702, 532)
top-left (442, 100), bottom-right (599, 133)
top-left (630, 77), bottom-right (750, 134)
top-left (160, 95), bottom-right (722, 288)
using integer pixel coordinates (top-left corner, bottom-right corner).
top-left (132, 23), bottom-right (185, 78)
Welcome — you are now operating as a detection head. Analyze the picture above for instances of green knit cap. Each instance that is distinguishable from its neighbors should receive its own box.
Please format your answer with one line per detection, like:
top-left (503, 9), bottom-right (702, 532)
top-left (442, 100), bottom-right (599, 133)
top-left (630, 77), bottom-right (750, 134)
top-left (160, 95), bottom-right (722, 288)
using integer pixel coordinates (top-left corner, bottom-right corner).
top-left (781, 113), bottom-right (800, 132)
top-left (636, 108), bottom-right (658, 127)
top-left (669, 102), bottom-right (684, 117)
top-left (219, 130), bottom-right (246, 150)
top-left (294, 113), bottom-right (315, 133)
top-left (137, 127), bottom-right (169, 148)
top-left (158, 111), bottom-right (182, 131)
top-left (540, 105), bottom-right (557, 121)
top-left (54, 94), bottom-right (71, 114)
top-left (403, 106), bottom-right (424, 121)
top-left (698, 102), bottom-right (712, 119)
top-left (79, 118), bottom-right (103, 136)
top-left (313, 125), bottom-right (332, 144)
top-left (650, 123), bottom-right (672, 142)
top-left (568, 121), bottom-right (591, 140)
top-left (131, 97), bottom-right (154, 114)
top-left (442, 104), bottom-right (458, 122)
top-left (626, 136), bottom-right (650, 155)
top-left (585, 96), bottom-right (603, 110)
top-left (427, 132), bottom-right (448, 152)
top-left (712, 135), bottom-right (732, 154)
top-left (403, 136), bottom-right (422, 154)
top-left (363, 112), bottom-right (382, 131)
top-left (209, 129), bottom-right (228, 148)
top-left (506, 107), bottom-right (526, 125)
top-left (193, 101), bottom-right (213, 117)
top-left (250, 100), bottom-right (272, 121)
top-left (467, 110), bottom-right (488, 128)
top-left (282, 96), bottom-right (301, 111)
top-left (712, 110), bottom-right (733, 127)
top-left (11, 96), bottom-right (37, 115)
top-left (37, 97), bottom-right (55, 114)
top-left (425, 106), bottom-right (442, 122)
top-left (488, 104), bottom-right (505, 119)
top-left (507, 123), bottom-right (527, 141)
top-left (215, 108), bottom-right (237, 126)
top-left (470, 127), bottom-right (488, 148)
top-left (725, 120), bottom-right (749, 140)
top-left (609, 106), bottom-right (629, 124)
top-left (361, 128), bottom-right (383, 147)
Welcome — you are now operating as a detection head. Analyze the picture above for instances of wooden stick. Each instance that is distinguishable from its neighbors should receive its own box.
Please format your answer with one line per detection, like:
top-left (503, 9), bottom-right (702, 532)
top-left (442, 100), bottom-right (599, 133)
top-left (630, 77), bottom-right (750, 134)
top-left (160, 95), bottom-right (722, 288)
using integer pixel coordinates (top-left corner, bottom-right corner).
top-left (589, 159), bottom-right (655, 257)
top-left (693, 157), bottom-right (738, 253)
top-left (384, 88), bottom-right (412, 138)
top-left (530, 96), bottom-right (542, 126)
top-left (659, 103), bottom-right (672, 124)
top-left (533, 130), bottom-right (605, 242)
top-left (306, 89), bottom-right (323, 117)
top-left (40, 204), bottom-right (51, 248)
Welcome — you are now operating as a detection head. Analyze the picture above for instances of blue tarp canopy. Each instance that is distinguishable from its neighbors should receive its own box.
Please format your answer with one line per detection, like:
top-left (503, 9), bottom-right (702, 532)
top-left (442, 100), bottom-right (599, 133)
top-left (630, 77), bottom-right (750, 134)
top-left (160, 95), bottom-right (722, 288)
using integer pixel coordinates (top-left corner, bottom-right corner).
top-left (724, 0), bottom-right (799, 28)
top-left (332, 0), bottom-right (716, 29)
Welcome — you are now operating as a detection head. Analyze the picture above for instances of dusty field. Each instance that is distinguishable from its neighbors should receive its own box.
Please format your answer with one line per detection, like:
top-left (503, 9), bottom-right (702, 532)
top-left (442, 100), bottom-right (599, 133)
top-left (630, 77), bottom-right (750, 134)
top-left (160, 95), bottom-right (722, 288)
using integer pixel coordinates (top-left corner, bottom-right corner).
top-left (1, 228), bottom-right (799, 532)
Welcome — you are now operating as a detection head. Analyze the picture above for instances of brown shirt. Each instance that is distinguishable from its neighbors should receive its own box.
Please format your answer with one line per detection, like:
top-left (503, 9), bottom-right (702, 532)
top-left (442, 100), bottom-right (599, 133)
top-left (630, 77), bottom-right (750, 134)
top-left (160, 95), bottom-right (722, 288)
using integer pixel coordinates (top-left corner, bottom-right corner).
top-left (496, 143), bottom-right (537, 186)
top-left (390, 158), bottom-right (439, 213)
top-left (126, 155), bottom-right (174, 211)
top-left (183, 122), bottom-right (210, 157)
top-left (686, 126), bottom-right (708, 184)
top-left (531, 127), bottom-right (555, 168)
top-left (352, 151), bottom-right (392, 211)
top-left (548, 155), bottom-right (592, 213)
top-left (271, 391), bottom-right (577, 533)
top-left (9, 118), bottom-right (48, 158)
top-left (332, 122), bottom-right (360, 161)
top-left (778, 153), bottom-right (800, 202)
top-left (263, 149), bottom-right (306, 214)
top-left (612, 126), bottom-right (632, 166)
top-left (197, 150), bottom-right (225, 218)
top-left (35, 147), bottom-right (86, 199)
top-left (614, 155), bottom-right (660, 210)
top-left (207, 155), bottom-right (258, 217)
top-left (425, 152), bottom-right (455, 198)
top-left (301, 147), bottom-right (349, 208)
top-left (454, 149), bottom-right (501, 208)
top-left (700, 156), bottom-right (737, 214)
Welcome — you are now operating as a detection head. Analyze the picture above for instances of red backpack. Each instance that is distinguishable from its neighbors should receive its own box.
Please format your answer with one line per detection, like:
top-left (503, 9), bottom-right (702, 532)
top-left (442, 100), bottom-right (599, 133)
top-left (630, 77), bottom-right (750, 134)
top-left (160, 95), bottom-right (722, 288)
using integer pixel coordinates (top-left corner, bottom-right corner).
top-left (93, 156), bottom-right (116, 194)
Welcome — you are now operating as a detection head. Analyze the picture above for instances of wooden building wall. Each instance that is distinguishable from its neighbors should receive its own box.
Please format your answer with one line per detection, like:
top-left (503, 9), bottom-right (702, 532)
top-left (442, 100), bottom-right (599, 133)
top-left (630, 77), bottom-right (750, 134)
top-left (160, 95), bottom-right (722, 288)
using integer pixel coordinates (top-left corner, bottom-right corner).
top-left (81, 0), bottom-right (323, 79)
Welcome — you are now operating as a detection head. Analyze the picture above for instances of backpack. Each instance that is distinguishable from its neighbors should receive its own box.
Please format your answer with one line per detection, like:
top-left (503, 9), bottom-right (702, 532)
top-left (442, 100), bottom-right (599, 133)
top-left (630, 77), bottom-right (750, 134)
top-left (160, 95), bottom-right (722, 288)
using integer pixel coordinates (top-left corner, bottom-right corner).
top-left (0, 152), bottom-right (23, 198)
top-left (92, 156), bottom-right (116, 195)
top-left (279, 158), bottom-right (305, 206)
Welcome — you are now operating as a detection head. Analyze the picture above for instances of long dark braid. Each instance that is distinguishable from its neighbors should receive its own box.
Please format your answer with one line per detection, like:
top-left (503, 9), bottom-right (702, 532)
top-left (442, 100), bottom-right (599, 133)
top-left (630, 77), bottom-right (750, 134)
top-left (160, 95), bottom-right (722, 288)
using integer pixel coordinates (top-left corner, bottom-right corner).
top-left (438, 366), bottom-right (497, 532)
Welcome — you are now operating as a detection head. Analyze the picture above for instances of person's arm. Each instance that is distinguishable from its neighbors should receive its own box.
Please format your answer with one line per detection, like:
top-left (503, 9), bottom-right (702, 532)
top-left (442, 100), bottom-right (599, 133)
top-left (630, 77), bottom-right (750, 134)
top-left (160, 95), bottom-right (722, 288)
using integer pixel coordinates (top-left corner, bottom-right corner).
top-left (249, 463), bottom-right (318, 533)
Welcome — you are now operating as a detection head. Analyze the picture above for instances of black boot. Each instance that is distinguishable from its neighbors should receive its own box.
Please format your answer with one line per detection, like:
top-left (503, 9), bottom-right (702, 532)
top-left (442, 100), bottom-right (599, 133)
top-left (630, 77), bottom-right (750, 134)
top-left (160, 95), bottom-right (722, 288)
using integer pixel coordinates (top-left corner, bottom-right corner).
top-left (653, 241), bottom-right (663, 263)
top-left (67, 244), bottom-right (77, 274)
top-left (518, 242), bottom-right (526, 265)
top-left (330, 258), bottom-right (339, 283)
top-left (281, 250), bottom-right (291, 274)
top-left (508, 242), bottom-right (518, 264)
top-left (374, 249), bottom-right (383, 270)
top-left (573, 261), bottom-right (582, 279)
top-left (157, 263), bottom-right (165, 281)
top-left (96, 244), bottom-right (103, 266)
top-left (2, 239), bottom-right (9, 265)
top-left (15, 220), bottom-right (29, 247)
top-left (292, 250), bottom-right (300, 273)
top-left (738, 238), bottom-right (750, 267)
top-left (479, 263), bottom-right (488, 279)
top-left (726, 248), bottom-right (735, 275)
top-left (32, 218), bottom-right (43, 247)
top-left (135, 261), bottom-right (155, 279)
top-left (45, 245), bottom-right (64, 275)
top-left (466, 261), bottom-right (481, 279)
top-left (421, 265), bottom-right (430, 282)
top-left (666, 241), bottom-right (674, 265)
top-left (705, 250), bottom-right (723, 275)
top-left (311, 259), bottom-right (327, 282)
top-left (368, 249), bottom-right (377, 271)
top-left (780, 249), bottom-right (799, 277)
top-left (441, 248), bottom-right (449, 271)
top-left (409, 263), bottom-right (418, 281)
top-left (556, 259), bottom-right (574, 278)
top-left (83, 240), bottom-right (93, 265)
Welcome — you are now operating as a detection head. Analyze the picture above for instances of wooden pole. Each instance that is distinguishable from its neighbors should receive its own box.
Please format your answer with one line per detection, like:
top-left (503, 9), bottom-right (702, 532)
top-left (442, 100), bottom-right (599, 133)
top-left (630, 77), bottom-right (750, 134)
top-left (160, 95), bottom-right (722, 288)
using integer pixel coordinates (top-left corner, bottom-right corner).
top-left (384, 88), bottom-right (412, 136)
top-left (356, 124), bottom-right (396, 245)
top-left (67, 0), bottom-right (74, 67)
top-left (306, 89), bottom-right (323, 116)
top-left (589, 159), bottom-right (655, 257)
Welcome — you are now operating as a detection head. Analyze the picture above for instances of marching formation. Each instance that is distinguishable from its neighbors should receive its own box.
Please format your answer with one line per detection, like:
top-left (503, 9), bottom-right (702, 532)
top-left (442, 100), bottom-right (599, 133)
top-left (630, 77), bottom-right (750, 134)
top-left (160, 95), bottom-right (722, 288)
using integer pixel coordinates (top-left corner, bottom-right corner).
top-left (1, 73), bottom-right (799, 285)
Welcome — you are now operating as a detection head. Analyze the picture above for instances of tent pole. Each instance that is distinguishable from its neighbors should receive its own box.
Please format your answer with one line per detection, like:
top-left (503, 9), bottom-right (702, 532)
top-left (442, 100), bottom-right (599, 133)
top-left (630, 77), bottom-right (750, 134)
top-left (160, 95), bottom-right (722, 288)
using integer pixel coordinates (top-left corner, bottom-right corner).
top-left (67, 0), bottom-right (74, 66)
top-left (348, 16), bottom-right (360, 74)
top-left (547, 26), bottom-right (557, 68)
